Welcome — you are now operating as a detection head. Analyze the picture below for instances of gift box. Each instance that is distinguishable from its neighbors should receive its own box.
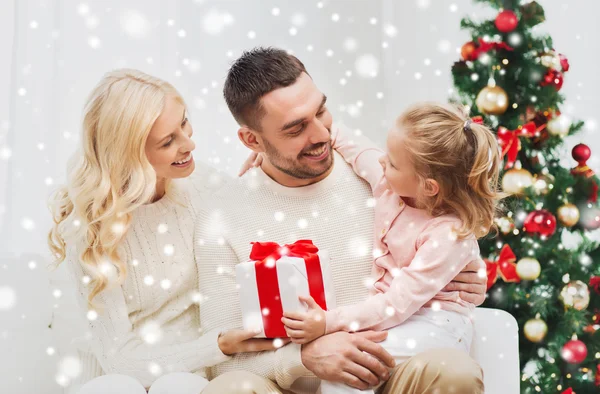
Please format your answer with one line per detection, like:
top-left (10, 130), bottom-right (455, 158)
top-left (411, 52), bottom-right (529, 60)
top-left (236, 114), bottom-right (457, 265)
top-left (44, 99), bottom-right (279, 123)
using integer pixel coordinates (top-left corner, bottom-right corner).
top-left (235, 240), bottom-right (336, 338)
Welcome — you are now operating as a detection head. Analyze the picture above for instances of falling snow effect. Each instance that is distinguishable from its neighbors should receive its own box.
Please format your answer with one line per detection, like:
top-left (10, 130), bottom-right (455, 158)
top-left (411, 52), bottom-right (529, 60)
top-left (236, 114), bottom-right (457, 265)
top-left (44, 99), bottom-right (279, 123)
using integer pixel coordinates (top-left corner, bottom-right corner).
top-left (119, 10), bottom-right (150, 39)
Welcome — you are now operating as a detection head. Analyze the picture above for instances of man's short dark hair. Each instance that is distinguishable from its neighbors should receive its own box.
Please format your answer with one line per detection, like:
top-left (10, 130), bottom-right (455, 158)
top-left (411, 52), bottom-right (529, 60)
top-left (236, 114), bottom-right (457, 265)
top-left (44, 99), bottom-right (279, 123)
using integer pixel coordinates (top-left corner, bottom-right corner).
top-left (223, 47), bottom-right (308, 130)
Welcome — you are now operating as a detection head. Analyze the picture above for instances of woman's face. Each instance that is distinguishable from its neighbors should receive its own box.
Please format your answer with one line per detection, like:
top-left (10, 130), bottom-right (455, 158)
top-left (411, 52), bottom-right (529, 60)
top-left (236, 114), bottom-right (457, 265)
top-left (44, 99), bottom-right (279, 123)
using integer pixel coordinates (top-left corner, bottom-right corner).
top-left (145, 95), bottom-right (195, 182)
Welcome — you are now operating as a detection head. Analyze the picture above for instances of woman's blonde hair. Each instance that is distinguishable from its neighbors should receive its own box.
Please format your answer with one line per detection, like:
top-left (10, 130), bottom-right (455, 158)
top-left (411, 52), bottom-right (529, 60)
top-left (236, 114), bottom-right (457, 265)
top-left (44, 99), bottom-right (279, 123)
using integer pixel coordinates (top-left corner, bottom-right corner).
top-left (398, 103), bottom-right (503, 239)
top-left (48, 69), bottom-right (185, 305)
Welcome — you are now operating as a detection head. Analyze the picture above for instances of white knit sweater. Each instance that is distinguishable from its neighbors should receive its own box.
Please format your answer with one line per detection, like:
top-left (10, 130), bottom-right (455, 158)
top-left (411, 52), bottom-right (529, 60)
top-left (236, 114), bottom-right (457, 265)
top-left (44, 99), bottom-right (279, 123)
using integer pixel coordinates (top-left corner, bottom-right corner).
top-left (196, 151), bottom-right (375, 394)
top-left (64, 163), bottom-right (229, 389)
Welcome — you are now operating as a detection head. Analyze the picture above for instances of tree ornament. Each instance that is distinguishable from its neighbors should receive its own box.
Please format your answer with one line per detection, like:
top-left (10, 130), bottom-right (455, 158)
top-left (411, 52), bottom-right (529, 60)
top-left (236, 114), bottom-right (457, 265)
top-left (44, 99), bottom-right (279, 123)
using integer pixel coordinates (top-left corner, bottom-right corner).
top-left (533, 174), bottom-right (554, 195)
top-left (590, 276), bottom-right (600, 295)
top-left (495, 10), bottom-right (518, 33)
top-left (540, 69), bottom-right (563, 91)
top-left (571, 143), bottom-right (594, 177)
top-left (494, 216), bottom-right (515, 235)
top-left (516, 257), bottom-right (541, 280)
top-left (547, 114), bottom-right (571, 137)
top-left (484, 244), bottom-right (520, 290)
top-left (524, 317), bottom-right (547, 343)
top-left (559, 280), bottom-right (591, 311)
top-left (502, 168), bottom-right (533, 194)
top-left (557, 203), bottom-right (580, 227)
top-left (497, 122), bottom-right (538, 169)
top-left (523, 209), bottom-right (557, 237)
top-left (561, 339), bottom-right (588, 364)
top-left (476, 83), bottom-right (509, 115)
top-left (461, 41), bottom-right (478, 61)
top-left (559, 53), bottom-right (570, 72)
top-left (539, 50), bottom-right (569, 72)
top-left (540, 51), bottom-right (561, 69)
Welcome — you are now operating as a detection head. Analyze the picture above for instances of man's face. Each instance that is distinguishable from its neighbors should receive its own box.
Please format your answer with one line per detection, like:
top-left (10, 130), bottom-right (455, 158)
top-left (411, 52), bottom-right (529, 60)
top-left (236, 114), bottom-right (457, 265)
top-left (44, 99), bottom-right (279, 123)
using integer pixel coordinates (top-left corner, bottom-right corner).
top-left (255, 72), bottom-right (334, 180)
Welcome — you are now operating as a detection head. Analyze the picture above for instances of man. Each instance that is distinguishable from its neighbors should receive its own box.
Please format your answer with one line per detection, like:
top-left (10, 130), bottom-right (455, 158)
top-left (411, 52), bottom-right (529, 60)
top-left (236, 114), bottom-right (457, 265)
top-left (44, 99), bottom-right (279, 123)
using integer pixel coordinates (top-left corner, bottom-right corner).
top-left (197, 47), bottom-right (486, 394)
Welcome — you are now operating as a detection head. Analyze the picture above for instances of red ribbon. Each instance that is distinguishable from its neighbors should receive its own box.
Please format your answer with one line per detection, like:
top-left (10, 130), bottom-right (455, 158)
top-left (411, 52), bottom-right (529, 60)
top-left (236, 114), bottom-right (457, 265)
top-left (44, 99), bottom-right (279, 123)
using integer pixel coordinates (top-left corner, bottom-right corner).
top-left (249, 240), bottom-right (327, 338)
top-left (485, 245), bottom-right (520, 290)
top-left (590, 276), bottom-right (600, 295)
top-left (472, 38), bottom-right (514, 58)
top-left (562, 388), bottom-right (573, 394)
top-left (596, 364), bottom-right (600, 387)
top-left (497, 121), bottom-right (540, 169)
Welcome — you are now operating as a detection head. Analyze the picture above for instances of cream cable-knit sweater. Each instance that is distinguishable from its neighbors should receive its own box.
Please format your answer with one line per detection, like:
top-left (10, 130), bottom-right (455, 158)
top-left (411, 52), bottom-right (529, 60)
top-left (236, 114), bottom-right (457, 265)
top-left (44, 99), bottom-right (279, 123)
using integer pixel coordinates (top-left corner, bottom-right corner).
top-left (196, 150), bottom-right (375, 393)
top-left (64, 163), bottom-right (228, 390)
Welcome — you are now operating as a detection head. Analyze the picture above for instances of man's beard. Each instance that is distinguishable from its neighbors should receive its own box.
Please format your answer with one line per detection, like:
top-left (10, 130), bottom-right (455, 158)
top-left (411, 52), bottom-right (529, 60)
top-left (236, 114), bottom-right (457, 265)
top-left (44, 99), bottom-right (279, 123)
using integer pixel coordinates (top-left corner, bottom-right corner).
top-left (262, 138), bottom-right (334, 180)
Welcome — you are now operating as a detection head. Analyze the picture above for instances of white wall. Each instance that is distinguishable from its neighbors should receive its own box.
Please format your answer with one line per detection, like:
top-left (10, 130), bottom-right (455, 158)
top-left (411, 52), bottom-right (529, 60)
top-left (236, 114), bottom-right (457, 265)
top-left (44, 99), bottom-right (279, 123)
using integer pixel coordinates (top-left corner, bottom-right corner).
top-left (0, 1), bottom-right (597, 393)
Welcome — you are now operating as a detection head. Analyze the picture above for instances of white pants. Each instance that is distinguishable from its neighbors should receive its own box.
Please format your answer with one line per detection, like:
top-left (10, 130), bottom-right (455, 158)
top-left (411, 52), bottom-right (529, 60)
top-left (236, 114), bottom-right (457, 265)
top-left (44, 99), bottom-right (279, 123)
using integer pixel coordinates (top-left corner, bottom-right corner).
top-left (319, 308), bottom-right (473, 394)
top-left (76, 372), bottom-right (210, 394)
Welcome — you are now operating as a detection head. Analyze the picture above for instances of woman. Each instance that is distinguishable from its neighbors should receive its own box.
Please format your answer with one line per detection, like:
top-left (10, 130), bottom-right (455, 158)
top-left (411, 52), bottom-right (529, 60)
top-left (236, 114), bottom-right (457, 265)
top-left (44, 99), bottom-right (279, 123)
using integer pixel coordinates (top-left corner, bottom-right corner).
top-left (48, 69), bottom-right (282, 394)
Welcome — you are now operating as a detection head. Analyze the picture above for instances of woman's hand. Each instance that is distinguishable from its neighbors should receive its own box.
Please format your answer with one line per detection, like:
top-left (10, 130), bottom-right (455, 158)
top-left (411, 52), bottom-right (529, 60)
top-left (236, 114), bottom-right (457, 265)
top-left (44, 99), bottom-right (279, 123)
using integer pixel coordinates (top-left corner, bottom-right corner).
top-left (217, 329), bottom-right (290, 355)
top-left (238, 152), bottom-right (263, 177)
top-left (281, 296), bottom-right (326, 344)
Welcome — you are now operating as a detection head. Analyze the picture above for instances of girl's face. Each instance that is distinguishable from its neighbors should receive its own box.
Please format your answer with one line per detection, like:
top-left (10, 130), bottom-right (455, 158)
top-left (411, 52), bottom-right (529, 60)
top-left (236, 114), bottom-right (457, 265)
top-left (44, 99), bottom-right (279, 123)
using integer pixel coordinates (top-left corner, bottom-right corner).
top-left (378, 125), bottom-right (421, 199)
top-left (145, 95), bottom-right (196, 182)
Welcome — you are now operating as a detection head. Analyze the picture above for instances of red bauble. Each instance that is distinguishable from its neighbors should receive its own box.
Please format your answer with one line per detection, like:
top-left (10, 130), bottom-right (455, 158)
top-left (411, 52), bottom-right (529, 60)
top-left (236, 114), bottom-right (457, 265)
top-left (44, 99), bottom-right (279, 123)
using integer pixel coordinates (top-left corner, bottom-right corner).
top-left (573, 143), bottom-right (592, 164)
top-left (523, 209), bottom-right (557, 237)
top-left (541, 69), bottom-right (564, 90)
top-left (461, 41), bottom-right (478, 61)
top-left (495, 10), bottom-right (519, 33)
top-left (561, 339), bottom-right (588, 364)
top-left (571, 143), bottom-right (595, 178)
top-left (559, 53), bottom-right (570, 72)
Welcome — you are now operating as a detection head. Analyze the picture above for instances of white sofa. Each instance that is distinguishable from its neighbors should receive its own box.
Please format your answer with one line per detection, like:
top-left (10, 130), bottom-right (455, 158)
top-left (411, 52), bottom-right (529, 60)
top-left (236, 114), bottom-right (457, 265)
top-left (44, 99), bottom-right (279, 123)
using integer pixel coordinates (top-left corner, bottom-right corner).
top-left (0, 254), bottom-right (520, 394)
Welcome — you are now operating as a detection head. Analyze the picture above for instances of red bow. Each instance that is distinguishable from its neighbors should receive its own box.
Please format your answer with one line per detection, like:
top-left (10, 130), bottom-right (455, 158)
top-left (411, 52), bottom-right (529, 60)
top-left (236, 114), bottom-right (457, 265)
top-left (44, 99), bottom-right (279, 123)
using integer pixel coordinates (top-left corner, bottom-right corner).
top-left (562, 388), bottom-right (573, 394)
top-left (497, 121), bottom-right (540, 169)
top-left (473, 38), bottom-right (514, 58)
top-left (485, 245), bottom-right (520, 290)
top-left (590, 276), bottom-right (600, 295)
top-left (249, 240), bottom-right (327, 338)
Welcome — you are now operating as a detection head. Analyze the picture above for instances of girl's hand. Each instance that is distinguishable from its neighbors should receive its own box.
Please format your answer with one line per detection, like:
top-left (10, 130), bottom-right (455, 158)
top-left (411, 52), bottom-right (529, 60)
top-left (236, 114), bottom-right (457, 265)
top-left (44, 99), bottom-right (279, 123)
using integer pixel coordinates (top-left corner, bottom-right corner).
top-left (281, 295), bottom-right (326, 344)
top-left (238, 152), bottom-right (263, 177)
top-left (217, 329), bottom-right (290, 355)
top-left (330, 127), bottom-right (340, 149)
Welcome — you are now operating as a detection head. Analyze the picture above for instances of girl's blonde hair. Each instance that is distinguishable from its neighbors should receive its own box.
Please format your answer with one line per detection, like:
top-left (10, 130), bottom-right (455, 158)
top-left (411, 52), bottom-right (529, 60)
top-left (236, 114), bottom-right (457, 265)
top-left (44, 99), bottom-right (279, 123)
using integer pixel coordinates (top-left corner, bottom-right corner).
top-left (48, 69), bottom-right (185, 305)
top-left (398, 103), bottom-right (502, 239)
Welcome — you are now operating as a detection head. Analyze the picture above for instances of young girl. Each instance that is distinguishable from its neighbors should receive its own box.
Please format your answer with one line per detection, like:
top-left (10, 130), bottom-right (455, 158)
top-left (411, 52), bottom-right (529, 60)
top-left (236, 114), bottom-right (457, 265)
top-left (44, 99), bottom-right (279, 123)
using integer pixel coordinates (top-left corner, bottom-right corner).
top-left (281, 103), bottom-right (501, 393)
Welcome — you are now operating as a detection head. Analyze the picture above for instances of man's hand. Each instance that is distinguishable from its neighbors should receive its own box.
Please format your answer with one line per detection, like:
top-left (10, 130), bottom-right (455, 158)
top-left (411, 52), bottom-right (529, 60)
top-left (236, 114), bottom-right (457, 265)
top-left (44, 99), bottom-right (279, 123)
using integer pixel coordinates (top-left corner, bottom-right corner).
top-left (281, 296), bottom-right (326, 344)
top-left (301, 331), bottom-right (395, 390)
top-left (443, 259), bottom-right (487, 305)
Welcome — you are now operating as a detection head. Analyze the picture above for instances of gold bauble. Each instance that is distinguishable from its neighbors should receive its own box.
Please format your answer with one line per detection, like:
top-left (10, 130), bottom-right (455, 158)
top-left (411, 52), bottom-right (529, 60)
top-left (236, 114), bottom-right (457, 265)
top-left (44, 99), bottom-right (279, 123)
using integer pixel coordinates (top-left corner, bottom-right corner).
top-left (533, 174), bottom-right (554, 195)
top-left (502, 168), bottom-right (534, 194)
top-left (559, 280), bottom-right (590, 311)
top-left (516, 257), bottom-right (541, 280)
top-left (524, 318), bottom-right (548, 343)
top-left (476, 85), bottom-right (509, 115)
top-left (494, 216), bottom-right (515, 235)
top-left (547, 115), bottom-right (572, 138)
top-left (557, 203), bottom-right (580, 227)
top-left (540, 51), bottom-right (562, 71)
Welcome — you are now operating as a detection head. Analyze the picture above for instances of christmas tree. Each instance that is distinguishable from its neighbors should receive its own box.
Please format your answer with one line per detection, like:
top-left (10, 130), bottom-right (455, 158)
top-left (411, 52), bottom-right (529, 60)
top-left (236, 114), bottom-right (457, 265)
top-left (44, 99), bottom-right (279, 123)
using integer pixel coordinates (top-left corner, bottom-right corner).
top-left (451, 1), bottom-right (600, 393)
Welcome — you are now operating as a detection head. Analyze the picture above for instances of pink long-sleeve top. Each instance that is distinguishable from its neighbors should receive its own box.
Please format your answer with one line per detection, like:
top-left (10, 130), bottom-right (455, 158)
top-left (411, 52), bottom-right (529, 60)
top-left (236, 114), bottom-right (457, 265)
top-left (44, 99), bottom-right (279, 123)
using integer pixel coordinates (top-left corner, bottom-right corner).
top-left (325, 125), bottom-right (478, 334)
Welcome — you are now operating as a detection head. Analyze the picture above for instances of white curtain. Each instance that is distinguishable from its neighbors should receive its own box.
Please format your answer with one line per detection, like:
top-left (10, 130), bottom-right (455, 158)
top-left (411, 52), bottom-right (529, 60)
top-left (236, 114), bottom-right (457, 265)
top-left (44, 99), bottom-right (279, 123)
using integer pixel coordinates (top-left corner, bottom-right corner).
top-left (0, 1), bottom-right (597, 393)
